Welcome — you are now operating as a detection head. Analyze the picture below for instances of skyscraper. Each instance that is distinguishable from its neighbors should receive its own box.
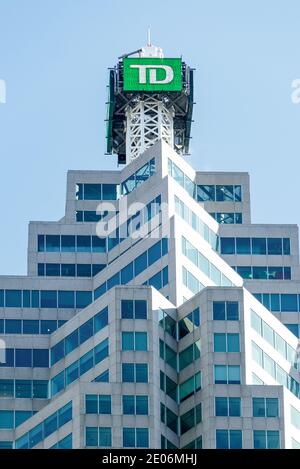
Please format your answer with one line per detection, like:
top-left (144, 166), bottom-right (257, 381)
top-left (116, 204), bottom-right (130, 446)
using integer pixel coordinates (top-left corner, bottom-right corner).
top-left (1, 42), bottom-right (300, 450)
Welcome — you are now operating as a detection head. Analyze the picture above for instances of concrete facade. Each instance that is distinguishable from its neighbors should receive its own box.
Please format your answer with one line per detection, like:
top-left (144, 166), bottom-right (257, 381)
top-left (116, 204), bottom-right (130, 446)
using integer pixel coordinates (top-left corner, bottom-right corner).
top-left (0, 140), bottom-right (300, 449)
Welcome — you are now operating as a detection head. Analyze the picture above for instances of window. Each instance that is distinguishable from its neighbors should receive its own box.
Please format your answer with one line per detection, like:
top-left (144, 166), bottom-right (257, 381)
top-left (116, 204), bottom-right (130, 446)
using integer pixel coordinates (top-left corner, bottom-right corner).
top-left (123, 395), bottom-right (148, 415)
top-left (216, 430), bottom-right (242, 449)
top-left (252, 238), bottom-right (266, 255)
top-left (0, 411), bottom-right (13, 429)
top-left (45, 235), bottom-right (60, 252)
top-left (122, 363), bottom-right (148, 383)
top-left (220, 238), bottom-right (235, 254)
top-left (160, 403), bottom-right (178, 434)
top-left (85, 395), bottom-right (111, 414)
top-left (197, 185), bottom-right (215, 201)
top-left (215, 397), bottom-right (241, 417)
top-left (180, 404), bottom-right (202, 435)
top-left (122, 332), bottom-right (148, 351)
top-left (61, 235), bottom-right (75, 252)
top-left (213, 301), bottom-right (239, 320)
top-left (253, 398), bottom-right (279, 418)
top-left (178, 341), bottom-right (201, 371)
top-left (214, 333), bottom-right (240, 352)
top-left (121, 299), bottom-right (147, 319)
top-left (123, 428), bottom-right (149, 448)
top-left (85, 427), bottom-right (112, 447)
top-left (253, 430), bottom-right (280, 449)
top-left (214, 365), bottom-right (241, 384)
top-left (236, 237), bottom-right (251, 254)
top-left (179, 373), bottom-right (201, 403)
top-left (291, 406), bottom-right (300, 429)
top-left (0, 380), bottom-right (14, 397)
top-left (160, 371), bottom-right (177, 402)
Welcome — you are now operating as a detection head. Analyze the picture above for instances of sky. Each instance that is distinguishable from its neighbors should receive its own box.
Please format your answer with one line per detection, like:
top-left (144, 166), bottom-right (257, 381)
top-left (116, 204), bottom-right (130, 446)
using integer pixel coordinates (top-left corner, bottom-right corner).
top-left (0, 0), bottom-right (299, 275)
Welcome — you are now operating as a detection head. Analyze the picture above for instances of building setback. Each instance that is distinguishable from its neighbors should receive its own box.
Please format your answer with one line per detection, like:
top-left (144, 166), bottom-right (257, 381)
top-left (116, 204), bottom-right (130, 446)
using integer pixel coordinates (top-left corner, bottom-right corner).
top-left (1, 44), bottom-right (300, 450)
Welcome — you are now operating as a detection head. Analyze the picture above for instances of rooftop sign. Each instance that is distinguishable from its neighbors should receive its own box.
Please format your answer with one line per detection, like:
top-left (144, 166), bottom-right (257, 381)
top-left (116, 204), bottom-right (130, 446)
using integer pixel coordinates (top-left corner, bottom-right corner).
top-left (123, 58), bottom-right (182, 92)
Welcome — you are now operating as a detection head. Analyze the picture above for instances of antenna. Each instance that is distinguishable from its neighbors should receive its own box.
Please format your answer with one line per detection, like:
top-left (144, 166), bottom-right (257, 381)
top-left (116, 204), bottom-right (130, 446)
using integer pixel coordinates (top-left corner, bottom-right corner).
top-left (147, 26), bottom-right (151, 46)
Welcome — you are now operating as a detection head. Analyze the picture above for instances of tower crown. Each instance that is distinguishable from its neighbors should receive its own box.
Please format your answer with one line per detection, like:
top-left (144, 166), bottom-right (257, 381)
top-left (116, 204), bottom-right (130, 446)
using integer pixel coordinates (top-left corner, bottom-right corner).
top-left (106, 43), bottom-right (194, 165)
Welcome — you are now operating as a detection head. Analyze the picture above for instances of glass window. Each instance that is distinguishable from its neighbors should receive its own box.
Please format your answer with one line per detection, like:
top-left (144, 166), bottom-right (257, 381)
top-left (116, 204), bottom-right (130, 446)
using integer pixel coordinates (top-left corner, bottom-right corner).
top-left (76, 264), bottom-right (91, 277)
top-left (122, 363), bottom-right (134, 382)
top-left (227, 302), bottom-right (239, 320)
top-left (94, 307), bottom-right (108, 332)
top-left (94, 339), bottom-right (108, 364)
top-left (216, 430), bottom-right (228, 449)
top-left (267, 238), bottom-right (282, 255)
top-left (6, 290), bottom-right (22, 307)
top-left (123, 395), bottom-right (135, 414)
top-left (197, 185), bottom-right (215, 201)
top-left (99, 427), bottom-right (112, 447)
top-left (66, 361), bottom-right (79, 385)
top-left (121, 300), bottom-right (133, 318)
top-left (252, 238), bottom-right (266, 255)
top-left (173, 163), bottom-right (184, 186)
top-left (15, 349), bottom-right (32, 367)
top-left (229, 397), bottom-right (241, 416)
top-left (33, 380), bottom-right (48, 399)
top-left (92, 236), bottom-right (106, 253)
top-left (0, 411), bottom-right (13, 429)
top-left (86, 395), bottom-right (98, 413)
top-left (136, 364), bottom-right (148, 382)
top-left (213, 301), bottom-right (226, 320)
top-left (135, 300), bottom-right (147, 319)
top-left (285, 324), bottom-right (299, 337)
top-left (79, 319), bottom-right (93, 345)
top-left (45, 235), bottom-right (60, 252)
top-left (15, 411), bottom-right (33, 427)
top-left (136, 396), bottom-right (148, 415)
top-left (38, 235), bottom-right (45, 252)
top-left (122, 332), bottom-right (134, 350)
top-left (220, 238), bottom-right (235, 254)
top-left (148, 241), bottom-right (161, 266)
top-left (214, 333), bottom-right (226, 352)
top-left (0, 380), bottom-right (14, 397)
top-left (236, 238), bottom-right (251, 254)
top-left (123, 428), bottom-right (136, 448)
top-left (216, 185), bottom-right (234, 201)
top-left (77, 236), bottom-right (91, 252)
top-left (44, 412), bottom-right (58, 437)
top-left (281, 294), bottom-right (298, 312)
top-left (253, 397), bottom-right (265, 417)
top-left (214, 365), bottom-right (227, 384)
top-left (135, 332), bottom-right (148, 351)
top-left (16, 380), bottom-right (31, 398)
top-left (33, 349), bottom-right (49, 367)
top-left (253, 267), bottom-right (268, 279)
top-left (61, 235), bottom-right (75, 252)
top-left (41, 290), bottom-right (57, 308)
top-left (283, 238), bottom-right (290, 255)
top-left (41, 320), bottom-right (57, 334)
top-left (230, 430), bottom-right (242, 449)
top-left (84, 183), bottom-right (102, 200)
top-left (237, 266), bottom-right (253, 279)
top-left (58, 291), bottom-right (75, 308)
top-left (99, 395), bottom-right (111, 414)
top-left (228, 366), bottom-right (240, 384)
top-left (215, 397), bottom-right (227, 416)
top-left (5, 319), bottom-right (21, 334)
top-left (51, 341), bottom-right (65, 365)
top-left (58, 401), bottom-right (72, 427)
top-left (23, 319), bottom-right (40, 334)
top-left (86, 427), bottom-right (98, 447)
top-left (76, 291), bottom-right (92, 308)
top-left (102, 184), bottom-right (118, 200)
top-left (45, 263), bottom-right (60, 276)
top-left (228, 333), bottom-right (240, 352)
top-left (263, 322), bottom-right (274, 347)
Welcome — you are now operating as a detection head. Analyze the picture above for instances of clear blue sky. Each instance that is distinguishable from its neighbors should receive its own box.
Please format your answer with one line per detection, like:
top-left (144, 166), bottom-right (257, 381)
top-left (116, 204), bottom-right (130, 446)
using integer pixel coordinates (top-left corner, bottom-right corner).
top-left (0, 0), bottom-right (299, 275)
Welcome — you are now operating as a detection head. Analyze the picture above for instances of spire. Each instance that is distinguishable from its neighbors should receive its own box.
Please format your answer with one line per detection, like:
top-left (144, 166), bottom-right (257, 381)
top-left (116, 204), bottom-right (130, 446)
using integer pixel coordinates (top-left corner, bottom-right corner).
top-left (147, 26), bottom-right (151, 46)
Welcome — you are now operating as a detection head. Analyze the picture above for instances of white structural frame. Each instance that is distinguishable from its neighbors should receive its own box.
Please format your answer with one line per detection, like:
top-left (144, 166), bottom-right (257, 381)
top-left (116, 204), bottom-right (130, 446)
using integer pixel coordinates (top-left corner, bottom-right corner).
top-left (126, 95), bottom-right (174, 161)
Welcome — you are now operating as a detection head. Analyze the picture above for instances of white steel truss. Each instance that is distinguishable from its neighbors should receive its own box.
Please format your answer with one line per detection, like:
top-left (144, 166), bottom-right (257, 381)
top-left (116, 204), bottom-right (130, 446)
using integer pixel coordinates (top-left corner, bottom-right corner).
top-left (126, 95), bottom-right (174, 162)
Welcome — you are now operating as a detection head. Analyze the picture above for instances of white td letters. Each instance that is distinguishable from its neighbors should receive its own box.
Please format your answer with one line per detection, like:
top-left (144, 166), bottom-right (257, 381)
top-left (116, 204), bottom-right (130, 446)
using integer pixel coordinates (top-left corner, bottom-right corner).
top-left (130, 64), bottom-right (174, 85)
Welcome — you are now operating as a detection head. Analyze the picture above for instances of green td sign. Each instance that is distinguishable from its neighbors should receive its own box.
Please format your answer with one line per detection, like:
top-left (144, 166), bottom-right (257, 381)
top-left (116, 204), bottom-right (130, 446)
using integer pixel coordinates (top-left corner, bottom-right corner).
top-left (123, 58), bottom-right (182, 92)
